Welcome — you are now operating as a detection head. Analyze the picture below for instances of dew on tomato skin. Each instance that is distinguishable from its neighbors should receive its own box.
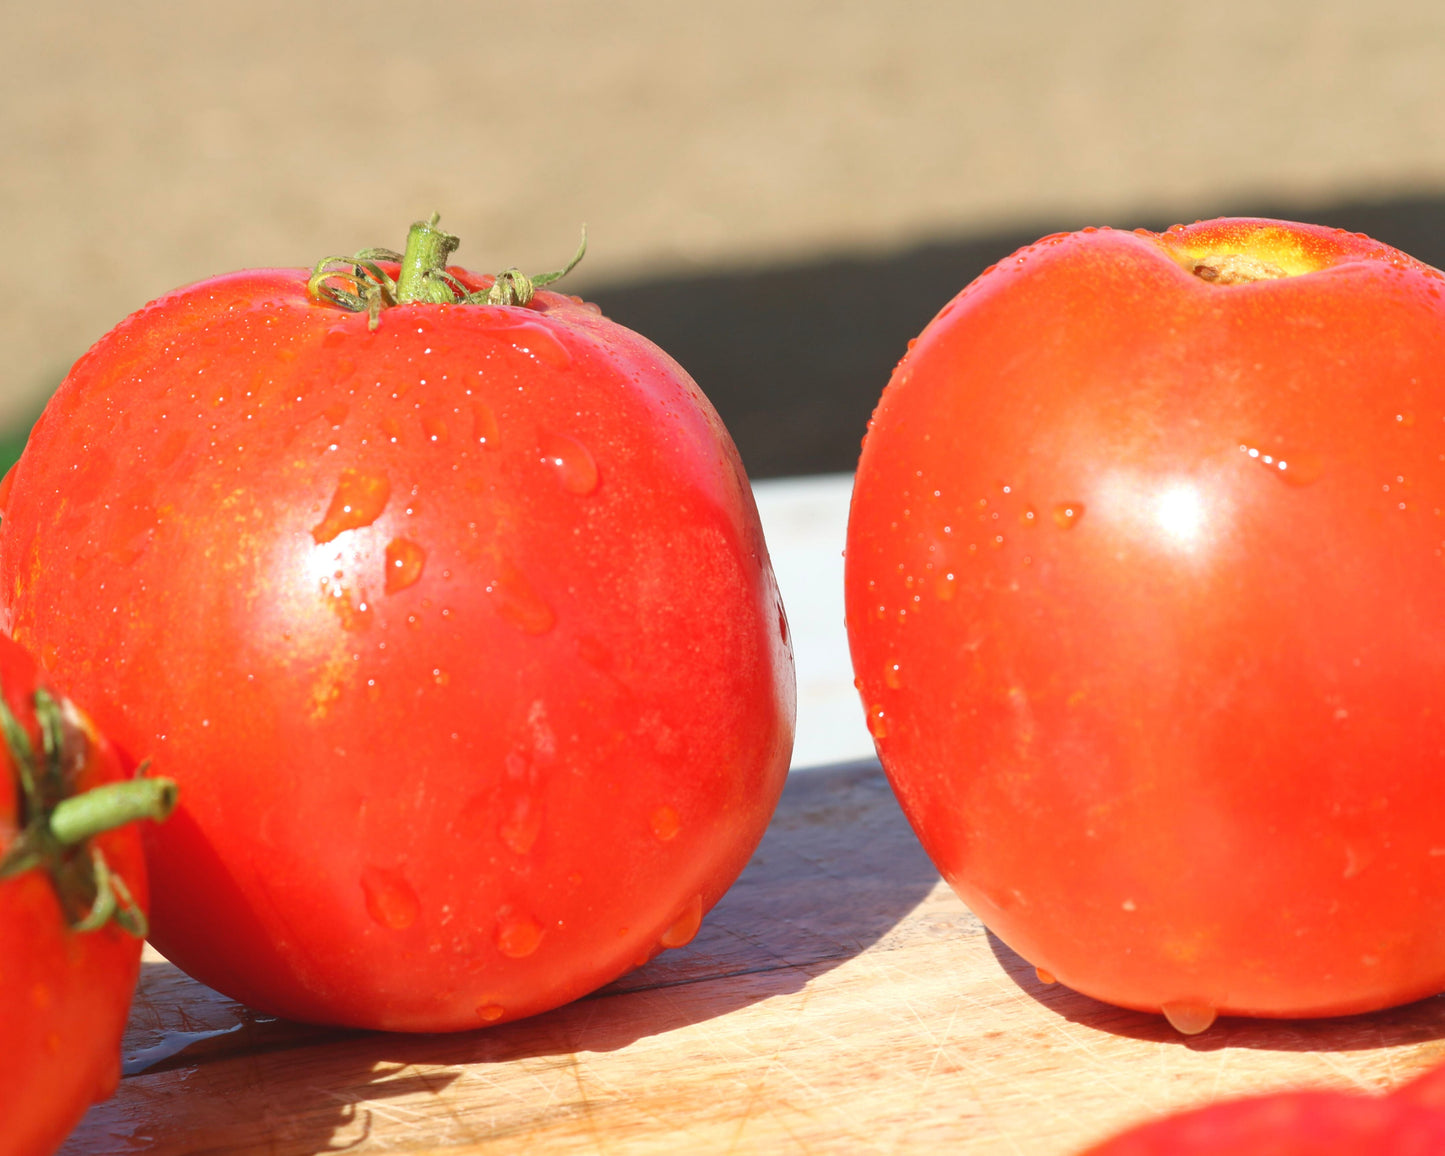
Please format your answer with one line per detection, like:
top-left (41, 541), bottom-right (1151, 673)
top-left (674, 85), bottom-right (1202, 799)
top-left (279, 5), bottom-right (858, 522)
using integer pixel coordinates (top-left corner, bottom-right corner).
top-left (1035, 967), bottom-right (1057, 985)
top-left (867, 706), bottom-right (889, 739)
top-left (935, 572), bottom-right (957, 601)
top-left (884, 662), bottom-right (902, 690)
top-left (1160, 1000), bottom-right (1217, 1036)
top-left (360, 866), bottom-right (421, 931)
top-left (496, 913), bottom-right (544, 958)
top-left (660, 894), bottom-right (704, 949)
top-left (1020, 507), bottom-right (1037, 527)
top-left (510, 323), bottom-right (572, 368)
top-left (1238, 442), bottom-right (1324, 487)
top-left (323, 402), bottom-right (349, 428)
top-left (650, 805), bottom-right (682, 842)
top-left (538, 430), bottom-right (599, 495)
top-left (486, 562), bottom-right (556, 635)
top-left (384, 538), bottom-right (426, 593)
top-left (477, 1004), bottom-right (506, 1023)
top-left (311, 470), bottom-right (391, 543)
top-left (1052, 502), bottom-right (1084, 529)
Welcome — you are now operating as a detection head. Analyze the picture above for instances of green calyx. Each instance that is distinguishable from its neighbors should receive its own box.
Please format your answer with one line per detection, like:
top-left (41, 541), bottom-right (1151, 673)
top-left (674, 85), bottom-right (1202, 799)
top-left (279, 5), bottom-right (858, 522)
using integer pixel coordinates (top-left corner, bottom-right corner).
top-left (308, 213), bottom-right (588, 330)
top-left (0, 686), bottom-right (176, 938)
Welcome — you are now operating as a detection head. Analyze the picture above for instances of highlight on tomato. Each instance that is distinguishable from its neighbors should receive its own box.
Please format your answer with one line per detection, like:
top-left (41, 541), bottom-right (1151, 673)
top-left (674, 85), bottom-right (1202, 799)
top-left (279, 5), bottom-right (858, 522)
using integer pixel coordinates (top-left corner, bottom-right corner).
top-left (0, 217), bottom-right (795, 1032)
top-left (846, 217), bottom-right (1445, 1033)
top-left (0, 633), bottom-right (175, 1156)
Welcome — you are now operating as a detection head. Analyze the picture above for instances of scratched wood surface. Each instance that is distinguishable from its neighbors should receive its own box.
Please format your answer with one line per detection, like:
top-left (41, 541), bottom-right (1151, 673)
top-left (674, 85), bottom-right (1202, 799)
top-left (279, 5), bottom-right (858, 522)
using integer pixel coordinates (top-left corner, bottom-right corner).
top-left (62, 760), bottom-right (1445, 1155)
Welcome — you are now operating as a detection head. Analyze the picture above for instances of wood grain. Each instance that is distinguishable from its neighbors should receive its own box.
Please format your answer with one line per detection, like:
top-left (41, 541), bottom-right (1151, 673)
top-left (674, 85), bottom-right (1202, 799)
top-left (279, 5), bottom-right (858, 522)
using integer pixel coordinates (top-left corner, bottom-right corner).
top-left (62, 760), bottom-right (1445, 1155)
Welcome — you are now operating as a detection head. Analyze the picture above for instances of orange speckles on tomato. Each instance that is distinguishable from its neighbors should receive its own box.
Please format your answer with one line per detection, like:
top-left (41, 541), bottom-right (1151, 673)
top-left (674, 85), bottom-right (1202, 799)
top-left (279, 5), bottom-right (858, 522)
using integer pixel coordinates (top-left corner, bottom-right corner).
top-left (384, 538), bottom-right (426, 594)
top-left (498, 796), bottom-right (544, 856)
top-left (311, 470), bottom-right (391, 544)
top-left (322, 578), bottom-right (374, 633)
top-left (486, 561), bottom-right (555, 635)
top-left (650, 805), bottom-right (681, 842)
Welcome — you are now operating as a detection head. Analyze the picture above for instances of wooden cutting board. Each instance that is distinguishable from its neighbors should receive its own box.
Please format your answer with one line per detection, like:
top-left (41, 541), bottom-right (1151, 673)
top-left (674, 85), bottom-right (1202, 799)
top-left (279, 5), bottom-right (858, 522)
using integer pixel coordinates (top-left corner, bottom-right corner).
top-left (61, 760), bottom-right (1445, 1155)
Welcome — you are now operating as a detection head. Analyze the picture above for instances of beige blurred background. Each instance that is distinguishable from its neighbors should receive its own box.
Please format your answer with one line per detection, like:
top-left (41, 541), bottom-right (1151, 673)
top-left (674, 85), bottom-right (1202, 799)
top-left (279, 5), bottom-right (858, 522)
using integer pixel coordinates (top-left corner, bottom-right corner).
top-left (4, 0), bottom-right (1445, 438)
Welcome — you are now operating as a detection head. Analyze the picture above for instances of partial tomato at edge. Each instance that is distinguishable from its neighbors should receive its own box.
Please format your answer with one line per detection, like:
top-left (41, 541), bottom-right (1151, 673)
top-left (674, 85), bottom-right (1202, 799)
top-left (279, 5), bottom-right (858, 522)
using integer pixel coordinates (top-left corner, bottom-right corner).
top-left (0, 633), bottom-right (170, 1156)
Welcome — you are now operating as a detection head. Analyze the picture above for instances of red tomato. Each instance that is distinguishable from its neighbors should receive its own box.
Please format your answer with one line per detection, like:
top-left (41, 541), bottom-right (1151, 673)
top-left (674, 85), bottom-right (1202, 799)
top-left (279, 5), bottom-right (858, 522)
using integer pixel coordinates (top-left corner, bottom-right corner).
top-left (0, 219), bottom-right (794, 1032)
top-left (0, 633), bottom-right (172, 1156)
top-left (846, 218), bottom-right (1445, 1031)
top-left (1080, 1062), bottom-right (1445, 1154)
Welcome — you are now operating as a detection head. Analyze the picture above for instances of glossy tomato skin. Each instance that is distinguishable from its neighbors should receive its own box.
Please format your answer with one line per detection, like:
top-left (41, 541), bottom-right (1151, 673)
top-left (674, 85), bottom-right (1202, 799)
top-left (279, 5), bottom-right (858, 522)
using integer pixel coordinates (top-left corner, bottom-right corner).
top-left (0, 636), bottom-right (146, 1156)
top-left (846, 219), bottom-right (1445, 1021)
top-left (0, 266), bottom-right (794, 1031)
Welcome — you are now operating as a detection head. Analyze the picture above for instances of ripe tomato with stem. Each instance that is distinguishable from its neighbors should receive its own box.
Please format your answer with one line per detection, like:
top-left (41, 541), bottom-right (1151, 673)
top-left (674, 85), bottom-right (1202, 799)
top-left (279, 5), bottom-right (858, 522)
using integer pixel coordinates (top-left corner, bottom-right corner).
top-left (0, 217), bottom-right (794, 1032)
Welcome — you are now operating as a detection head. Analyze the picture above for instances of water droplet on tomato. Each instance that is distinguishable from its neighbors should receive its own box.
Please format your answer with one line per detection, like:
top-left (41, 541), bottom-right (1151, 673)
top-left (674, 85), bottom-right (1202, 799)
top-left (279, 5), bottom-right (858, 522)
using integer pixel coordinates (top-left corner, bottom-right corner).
top-left (660, 894), bottom-right (703, 948)
top-left (472, 402), bottom-right (500, 449)
top-left (487, 562), bottom-right (556, 634)
top-left (1052, 502), bottom-right (1084, 529)
top-left (1020, 507), bottom-right (1037, 526)
top-left (360, 866), bottom-right (420, 930)
top-left (324, 402), bottom-right (349, 428)
top-left (511, 323), bottom-right (572, 368)
top-left (935, 572), bottom-right (957, 601)
top-left (312, 470), bottom-right (391, 543)
top-left (496, 912), bottom-right (543, 958)
top-left (1160, 1000), bottom-right (1217, 1035)
top-left (423, 415), bottom-right (449, 444)
top-left (867, 706), bottom-right (889, 739)
top-left (1239, 441), bottom-right (1324, 486)
top-left (384, 538), bottom-right (426, 593)
top-left (538, 431), bottom-right (599, 495)
top-left (1035, 967), bottom-right (1057, 985)
top-left (477, 1004), bottom-right (506, 1023)
top-left (650, 805), bottom-right (681, 841)
top-left (883, 663), bottom-right (902, 690)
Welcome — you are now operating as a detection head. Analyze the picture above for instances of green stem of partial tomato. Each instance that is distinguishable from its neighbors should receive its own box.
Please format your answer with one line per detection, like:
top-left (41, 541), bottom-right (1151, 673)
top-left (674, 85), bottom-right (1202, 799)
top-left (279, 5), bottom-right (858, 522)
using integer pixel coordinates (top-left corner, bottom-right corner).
top-left (49, 777), bottom-right (178, 846)
top-left (395, 214), bottom-right (461, 304)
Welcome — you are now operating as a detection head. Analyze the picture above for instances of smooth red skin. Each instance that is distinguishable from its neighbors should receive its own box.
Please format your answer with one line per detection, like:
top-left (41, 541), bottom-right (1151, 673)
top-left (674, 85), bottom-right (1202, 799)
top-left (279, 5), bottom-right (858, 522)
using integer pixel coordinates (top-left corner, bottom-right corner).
top-left (0, 636), bottom-right (145, 1156)
top-left (0, 267), bottom-right (794, 1032)
top-left (846, 219), bottom-right (1445, 1019)
top-left (1080, 1090), bottom-right (1445, 1155)
top-left (1083, 1060), bottom-right (1445, 1154)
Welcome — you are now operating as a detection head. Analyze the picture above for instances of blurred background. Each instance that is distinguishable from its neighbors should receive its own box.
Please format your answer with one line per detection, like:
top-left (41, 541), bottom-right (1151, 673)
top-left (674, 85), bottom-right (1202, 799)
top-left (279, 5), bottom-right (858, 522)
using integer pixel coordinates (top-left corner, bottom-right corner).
top-left (5, 0), bottom-right (1445, 763)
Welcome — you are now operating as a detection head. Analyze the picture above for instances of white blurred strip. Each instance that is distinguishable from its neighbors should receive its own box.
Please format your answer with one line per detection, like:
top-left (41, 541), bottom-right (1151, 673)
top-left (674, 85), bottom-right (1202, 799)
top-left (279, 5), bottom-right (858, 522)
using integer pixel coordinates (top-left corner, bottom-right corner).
top-left (751, 473), bottom-right (877, 771)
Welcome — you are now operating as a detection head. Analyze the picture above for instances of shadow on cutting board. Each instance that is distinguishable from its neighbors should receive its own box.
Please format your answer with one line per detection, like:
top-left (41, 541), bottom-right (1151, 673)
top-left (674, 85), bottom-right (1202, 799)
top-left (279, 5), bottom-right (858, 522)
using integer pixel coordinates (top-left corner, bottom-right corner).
top-left (985, 929), bottom-right (1445, 1056)
top-left (73, 761), bottom-right (938, 1156)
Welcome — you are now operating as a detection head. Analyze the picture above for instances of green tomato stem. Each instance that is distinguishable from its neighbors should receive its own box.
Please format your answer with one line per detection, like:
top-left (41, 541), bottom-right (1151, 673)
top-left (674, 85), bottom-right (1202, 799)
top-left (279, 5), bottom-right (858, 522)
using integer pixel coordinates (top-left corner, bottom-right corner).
top-left (49, 776), bottom-right (177, 846)
top-left (395, 214), bottom-right (461, 304)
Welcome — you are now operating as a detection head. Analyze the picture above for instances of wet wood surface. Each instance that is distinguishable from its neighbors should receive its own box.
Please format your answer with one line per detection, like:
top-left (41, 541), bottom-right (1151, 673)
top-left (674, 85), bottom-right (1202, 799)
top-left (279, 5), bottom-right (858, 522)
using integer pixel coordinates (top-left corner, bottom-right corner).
top-left (62, 760), bottom-right (1445, 1155)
